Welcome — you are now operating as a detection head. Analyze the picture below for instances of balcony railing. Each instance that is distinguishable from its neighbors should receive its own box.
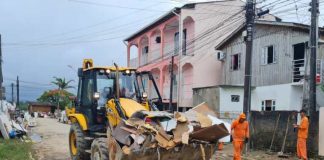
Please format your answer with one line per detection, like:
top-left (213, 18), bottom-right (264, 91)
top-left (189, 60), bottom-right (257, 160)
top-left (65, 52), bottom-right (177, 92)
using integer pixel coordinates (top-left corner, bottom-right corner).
top-left (292, 59), bottom-right (323, 83)
top-left (150, 49), bottom-right (160, 62)
top-left (292, 59), bottom-right (305, 83)
top-left (129, 44), bottom-right (183, 67)
top-left (141, 54), bottom-right (148, 66)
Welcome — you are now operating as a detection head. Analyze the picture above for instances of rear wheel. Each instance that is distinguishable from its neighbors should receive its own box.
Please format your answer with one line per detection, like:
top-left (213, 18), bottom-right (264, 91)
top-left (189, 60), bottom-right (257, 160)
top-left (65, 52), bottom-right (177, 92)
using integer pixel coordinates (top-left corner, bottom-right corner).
top-left (91, 138), bottom-right (109, 160)
top-left (69, 123), bottom-right (90, 160)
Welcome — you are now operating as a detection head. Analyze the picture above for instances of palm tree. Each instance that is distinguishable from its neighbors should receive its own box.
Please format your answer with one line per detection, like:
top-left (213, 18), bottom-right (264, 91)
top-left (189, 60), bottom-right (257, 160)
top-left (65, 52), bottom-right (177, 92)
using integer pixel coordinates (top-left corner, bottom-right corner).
top-left (51, 77), bottom-right (74, 111)
top-left (51, 77), bottom-right (74, 90)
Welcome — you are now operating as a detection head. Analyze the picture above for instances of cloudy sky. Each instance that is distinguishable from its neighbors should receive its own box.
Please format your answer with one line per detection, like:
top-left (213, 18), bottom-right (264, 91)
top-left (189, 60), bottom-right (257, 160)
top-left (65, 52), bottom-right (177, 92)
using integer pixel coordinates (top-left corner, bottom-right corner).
top-left (0, 0), bottom-right (322, 101)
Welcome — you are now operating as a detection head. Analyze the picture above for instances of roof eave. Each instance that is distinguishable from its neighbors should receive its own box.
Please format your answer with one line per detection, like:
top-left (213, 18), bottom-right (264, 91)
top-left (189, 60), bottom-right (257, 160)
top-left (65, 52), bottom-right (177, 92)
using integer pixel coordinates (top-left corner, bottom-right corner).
top-left (124, 7), bottom-right (180, 42)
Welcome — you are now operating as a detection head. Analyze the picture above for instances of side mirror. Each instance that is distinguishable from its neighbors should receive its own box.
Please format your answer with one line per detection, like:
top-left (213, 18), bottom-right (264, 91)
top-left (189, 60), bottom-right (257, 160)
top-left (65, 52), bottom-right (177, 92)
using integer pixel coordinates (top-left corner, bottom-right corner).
top-left (94, 92), bottom-right (100, 100)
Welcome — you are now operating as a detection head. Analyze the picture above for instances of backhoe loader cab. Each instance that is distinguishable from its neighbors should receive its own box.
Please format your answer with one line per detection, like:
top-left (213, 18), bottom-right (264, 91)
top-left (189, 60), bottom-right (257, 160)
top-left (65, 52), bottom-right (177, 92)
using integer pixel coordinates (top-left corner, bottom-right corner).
top-left (68, 59), bottom-right (162, 160)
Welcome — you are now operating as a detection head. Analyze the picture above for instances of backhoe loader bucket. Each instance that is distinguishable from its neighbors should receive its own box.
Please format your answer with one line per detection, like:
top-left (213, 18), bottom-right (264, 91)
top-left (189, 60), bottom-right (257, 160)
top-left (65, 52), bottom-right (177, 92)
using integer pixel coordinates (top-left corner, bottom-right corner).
top-left (107, 133), bottom-right (216, 160)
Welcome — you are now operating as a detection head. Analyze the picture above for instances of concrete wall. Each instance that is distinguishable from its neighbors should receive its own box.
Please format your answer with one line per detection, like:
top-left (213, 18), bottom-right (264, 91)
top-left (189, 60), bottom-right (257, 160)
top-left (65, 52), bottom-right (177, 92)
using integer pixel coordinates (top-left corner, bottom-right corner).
top-left (219, 87), bottom-right (244, 113)
top-left (250, 111), bottom-right (297, 153)
top-left (251, 111), bottom-right (319, 157)
top-left (320, 107), bottom-right (324, 156)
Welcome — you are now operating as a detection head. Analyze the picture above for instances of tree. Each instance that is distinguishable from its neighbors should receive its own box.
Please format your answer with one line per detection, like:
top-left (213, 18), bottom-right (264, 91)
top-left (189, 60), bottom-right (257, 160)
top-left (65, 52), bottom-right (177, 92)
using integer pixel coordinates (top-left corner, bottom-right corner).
top-left (47, 77), bottom-right (75, 110)
top-left (37, 89), bottom-right (74, 110)
top-left (51, 77), bottom-right (74, 90)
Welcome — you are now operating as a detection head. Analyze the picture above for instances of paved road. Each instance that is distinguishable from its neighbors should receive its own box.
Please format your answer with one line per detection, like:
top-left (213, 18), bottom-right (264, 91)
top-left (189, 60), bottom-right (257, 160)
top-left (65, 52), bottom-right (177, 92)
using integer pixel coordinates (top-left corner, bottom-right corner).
top-left (31, 118), bottom-right (70, 160)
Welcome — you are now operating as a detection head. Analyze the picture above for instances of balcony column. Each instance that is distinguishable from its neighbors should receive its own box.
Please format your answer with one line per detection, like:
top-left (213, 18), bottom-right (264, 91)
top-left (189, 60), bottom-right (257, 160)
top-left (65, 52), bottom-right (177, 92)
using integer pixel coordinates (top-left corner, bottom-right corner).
top-left (137, 38), bottom-right (142, 66)
top-left (160, 25), bottom-right (165, 59)
top-left (147, 31), bottom-right (153, 63)
top-left (127, 43), bottom-right (131, 67)
top-left (159, 67), bottom-right (164, 98)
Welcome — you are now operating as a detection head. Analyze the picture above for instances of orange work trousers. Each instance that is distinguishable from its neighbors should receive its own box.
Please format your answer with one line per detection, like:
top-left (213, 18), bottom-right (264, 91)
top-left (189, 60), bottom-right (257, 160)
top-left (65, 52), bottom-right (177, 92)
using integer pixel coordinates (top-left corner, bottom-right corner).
top-left (233, 140), bottom-right (244, 160)
top-left (297, 138), bottom-right (307, 160)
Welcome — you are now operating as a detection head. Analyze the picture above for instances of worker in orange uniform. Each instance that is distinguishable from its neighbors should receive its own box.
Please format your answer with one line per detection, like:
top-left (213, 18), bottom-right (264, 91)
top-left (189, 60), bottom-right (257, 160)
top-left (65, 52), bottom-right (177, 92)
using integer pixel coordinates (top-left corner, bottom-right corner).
top-left (231, 113), bottom-right (249, 160)
top-left (293, 109), bottom-right (309, 160)
top-left (218, 142), bottom-right (224, 150)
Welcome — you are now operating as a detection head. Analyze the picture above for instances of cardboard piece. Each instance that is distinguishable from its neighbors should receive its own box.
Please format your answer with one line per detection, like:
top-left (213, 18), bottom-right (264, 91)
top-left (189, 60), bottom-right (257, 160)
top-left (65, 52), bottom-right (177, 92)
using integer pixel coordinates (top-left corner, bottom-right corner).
top-left (156, 126), bottom-right (172, 140)
top-left (196, 112), bottom-right (212, 128)
top-left (155, 132), bottom-right (176, 150)
top-left (190, 124), bottom-right (229, 142)
top-left (155, 133), bottom-right (169, 148)
top-left (172, 123), bottom-right (189, 143)
top-left (191, 102), bottom-right (217, 117)
top-left (121, 126), bottom-right (137, 134)
top-left (183, 110), bottom-right (199, 122)
top-left (174, 112), bottom-right (187, 122)
top-left (122, 146), bottom-right (131, 155)
top-left (181, 132), bottom-right (189, 144)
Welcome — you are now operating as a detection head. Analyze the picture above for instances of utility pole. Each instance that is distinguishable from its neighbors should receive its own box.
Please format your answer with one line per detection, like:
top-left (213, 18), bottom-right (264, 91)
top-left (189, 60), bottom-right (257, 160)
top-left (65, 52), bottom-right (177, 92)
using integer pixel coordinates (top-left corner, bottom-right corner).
top-left (0, 35), bottom-right (3, 111)
top-left (11, 83), bottom-right (14, 104)
top-left (243, 0), bottom-right (255, 116)
top-left (243, 0), bottom-right (255, 152)
top-left (169, 56), bottom-right (174, 111)
top-left (16, 76), bottom-right (19, 108)
top-left (308, 0), bottom-right (319, 116)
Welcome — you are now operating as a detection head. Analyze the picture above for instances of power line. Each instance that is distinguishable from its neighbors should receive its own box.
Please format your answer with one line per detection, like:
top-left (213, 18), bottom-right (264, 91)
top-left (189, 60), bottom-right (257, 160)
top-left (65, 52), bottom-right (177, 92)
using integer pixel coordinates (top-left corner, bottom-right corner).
top-left (4, 77), bottom-right (52, 86)
top-left (13, 1), bottom-right (166, 45)
top-left (68, 0), bottom-right (169, 12)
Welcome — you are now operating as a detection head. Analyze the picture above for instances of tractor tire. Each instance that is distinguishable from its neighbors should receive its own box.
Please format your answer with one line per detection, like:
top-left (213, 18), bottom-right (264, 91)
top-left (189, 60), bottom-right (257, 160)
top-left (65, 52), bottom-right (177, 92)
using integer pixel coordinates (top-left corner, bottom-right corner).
top-left (69, 123), bottom-right (90, 160)
top-left (91, 138), bottom-right (109, 160)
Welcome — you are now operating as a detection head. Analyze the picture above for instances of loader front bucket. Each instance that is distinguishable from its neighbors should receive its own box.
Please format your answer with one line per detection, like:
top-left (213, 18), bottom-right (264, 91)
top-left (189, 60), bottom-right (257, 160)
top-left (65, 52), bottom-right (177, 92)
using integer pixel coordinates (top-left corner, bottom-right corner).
top-left (107, 135), bottom-right (216, 160)
top-left (124, 144), bottom-right (216, 160)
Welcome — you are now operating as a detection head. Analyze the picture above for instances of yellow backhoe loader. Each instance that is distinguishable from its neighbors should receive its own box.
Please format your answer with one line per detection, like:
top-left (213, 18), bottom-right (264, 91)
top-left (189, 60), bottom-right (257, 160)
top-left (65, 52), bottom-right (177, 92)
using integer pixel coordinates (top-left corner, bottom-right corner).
top-left (67, 59), bottom-right (227, 160)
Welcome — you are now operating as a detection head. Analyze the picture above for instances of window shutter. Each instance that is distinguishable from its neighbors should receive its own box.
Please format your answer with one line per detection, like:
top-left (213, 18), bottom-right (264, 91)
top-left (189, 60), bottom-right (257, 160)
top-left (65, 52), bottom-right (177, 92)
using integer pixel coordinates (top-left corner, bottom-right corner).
top-left (272, 100), bottom-right (276, 111)
top-left (230, 55), bottom-right (233, 70)
top-left (261, 101), bottom-right (265, 111)
top-left (238, 54), bottom-right (241, 69)
top-left (261, 47), bottom-right (266, 65)
top-left (273, 45), bottom-right (277, 63)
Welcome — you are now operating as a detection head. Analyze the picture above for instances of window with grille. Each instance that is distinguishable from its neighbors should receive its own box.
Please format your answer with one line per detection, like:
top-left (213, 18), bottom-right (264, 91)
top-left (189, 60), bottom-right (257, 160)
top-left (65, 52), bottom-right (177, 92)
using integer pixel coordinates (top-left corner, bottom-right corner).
top-left (261, 100), bottom-right (276, 111)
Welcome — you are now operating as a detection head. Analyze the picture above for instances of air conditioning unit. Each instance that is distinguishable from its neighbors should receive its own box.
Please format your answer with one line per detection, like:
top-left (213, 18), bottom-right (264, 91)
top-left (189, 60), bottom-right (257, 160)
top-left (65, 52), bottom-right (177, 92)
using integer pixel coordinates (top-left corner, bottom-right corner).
top-left (216, 51), bottom-right (226, 61)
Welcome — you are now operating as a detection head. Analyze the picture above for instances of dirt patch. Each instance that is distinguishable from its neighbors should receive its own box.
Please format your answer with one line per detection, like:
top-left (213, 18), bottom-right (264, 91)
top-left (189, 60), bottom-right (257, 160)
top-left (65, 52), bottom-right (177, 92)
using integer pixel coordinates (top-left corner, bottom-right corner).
top-left (31, 118), bottom-right (70, 160)
top-left (214, 143), bottom-right (298, 160)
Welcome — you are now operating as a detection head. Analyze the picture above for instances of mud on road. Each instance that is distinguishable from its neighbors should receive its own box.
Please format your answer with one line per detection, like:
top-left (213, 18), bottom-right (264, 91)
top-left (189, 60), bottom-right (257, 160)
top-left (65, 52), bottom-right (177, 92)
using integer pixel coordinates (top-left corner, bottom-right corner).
top-left (31, 118), bottom-right (70, 160)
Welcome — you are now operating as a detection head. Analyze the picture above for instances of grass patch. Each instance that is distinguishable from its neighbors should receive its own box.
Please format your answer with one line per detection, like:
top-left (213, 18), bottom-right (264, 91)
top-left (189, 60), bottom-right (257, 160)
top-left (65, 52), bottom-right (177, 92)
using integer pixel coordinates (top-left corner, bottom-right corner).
top-left (0, 139), bottom-right (33, 160)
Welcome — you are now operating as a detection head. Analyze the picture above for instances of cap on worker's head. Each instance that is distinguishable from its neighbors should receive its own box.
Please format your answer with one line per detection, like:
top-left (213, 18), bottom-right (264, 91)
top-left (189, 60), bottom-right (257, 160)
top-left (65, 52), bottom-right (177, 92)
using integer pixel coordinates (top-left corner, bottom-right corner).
top-left (300, 109), bottom-right (307, 114)
top-left (239, 113), bottom-right (246, 119)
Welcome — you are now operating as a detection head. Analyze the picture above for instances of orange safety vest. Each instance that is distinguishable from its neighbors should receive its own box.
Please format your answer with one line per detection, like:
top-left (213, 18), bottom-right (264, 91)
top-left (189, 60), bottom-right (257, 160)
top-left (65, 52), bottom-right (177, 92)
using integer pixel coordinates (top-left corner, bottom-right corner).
top-left (298, 116), bottom-right (309, 139)
top-left (231, 120), bottom-right (249, 142)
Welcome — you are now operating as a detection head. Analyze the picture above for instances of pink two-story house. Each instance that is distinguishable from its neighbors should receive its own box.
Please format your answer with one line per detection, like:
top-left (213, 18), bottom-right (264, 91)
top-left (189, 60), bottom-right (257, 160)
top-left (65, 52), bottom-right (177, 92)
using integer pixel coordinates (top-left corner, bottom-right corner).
top-left (124, 0), bottom-right (275, 111)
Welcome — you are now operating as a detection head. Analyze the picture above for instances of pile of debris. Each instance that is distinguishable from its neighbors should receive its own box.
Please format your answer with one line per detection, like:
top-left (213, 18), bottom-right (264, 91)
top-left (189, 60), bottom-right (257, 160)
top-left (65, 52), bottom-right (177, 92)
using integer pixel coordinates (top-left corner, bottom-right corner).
top-left (112, 102), bottom-right (230, 155)
top-left (0, 100), bottom-right (28, 140)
